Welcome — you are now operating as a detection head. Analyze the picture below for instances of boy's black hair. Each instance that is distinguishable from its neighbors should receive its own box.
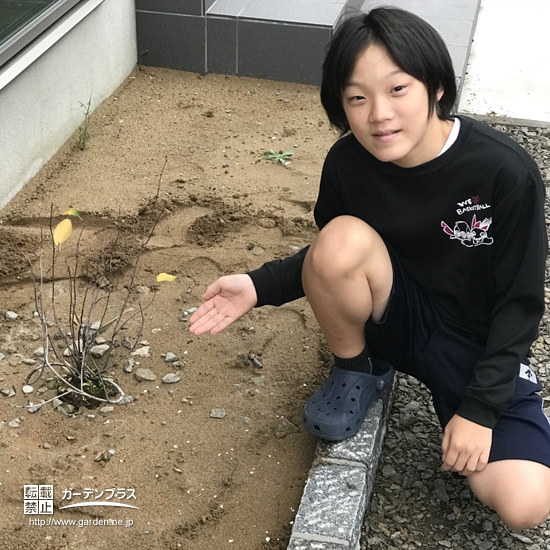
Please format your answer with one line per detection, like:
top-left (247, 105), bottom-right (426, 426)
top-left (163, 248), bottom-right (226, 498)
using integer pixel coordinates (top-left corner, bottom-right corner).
top-left (321, 8), bottom-right (457, 134)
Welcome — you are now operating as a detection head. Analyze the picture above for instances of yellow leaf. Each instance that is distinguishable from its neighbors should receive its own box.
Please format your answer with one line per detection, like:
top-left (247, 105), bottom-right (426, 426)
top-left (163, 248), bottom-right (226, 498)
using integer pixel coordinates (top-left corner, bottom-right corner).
top-left (53, 219), bottom-right (73, 246)
top-left (64, 208), bottom-right (82, 219)
top-left (156, 273), bottom-right (177, 282)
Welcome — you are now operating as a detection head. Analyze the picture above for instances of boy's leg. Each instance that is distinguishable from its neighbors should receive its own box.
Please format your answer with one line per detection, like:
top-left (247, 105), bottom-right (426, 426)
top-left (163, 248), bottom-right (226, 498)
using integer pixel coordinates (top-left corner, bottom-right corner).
top-left (302, 215), bottom-right (393, 358)
top-left (468, 460), bottom-right (550, 530)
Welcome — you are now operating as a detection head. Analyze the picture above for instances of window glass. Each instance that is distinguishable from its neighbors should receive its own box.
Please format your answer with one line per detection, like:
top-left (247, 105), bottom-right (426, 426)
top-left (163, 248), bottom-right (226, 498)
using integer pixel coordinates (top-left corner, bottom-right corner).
top-left (0, 0), bottom-right (82, 68)
top-left (0, 1), bottom-right (59, 46)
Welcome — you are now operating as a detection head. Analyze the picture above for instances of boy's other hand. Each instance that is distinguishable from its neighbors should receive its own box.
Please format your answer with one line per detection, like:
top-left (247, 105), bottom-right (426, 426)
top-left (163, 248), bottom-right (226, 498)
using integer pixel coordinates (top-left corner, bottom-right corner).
top-left (441, 414), bottom-right (492, 476)
top-left (189, 274), bottom-right (258, 336)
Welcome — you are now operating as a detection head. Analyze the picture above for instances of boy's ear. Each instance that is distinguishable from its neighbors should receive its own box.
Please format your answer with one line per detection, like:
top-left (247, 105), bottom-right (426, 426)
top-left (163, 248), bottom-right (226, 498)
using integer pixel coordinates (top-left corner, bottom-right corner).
top-left (436, 87), bottom-right (444, 101)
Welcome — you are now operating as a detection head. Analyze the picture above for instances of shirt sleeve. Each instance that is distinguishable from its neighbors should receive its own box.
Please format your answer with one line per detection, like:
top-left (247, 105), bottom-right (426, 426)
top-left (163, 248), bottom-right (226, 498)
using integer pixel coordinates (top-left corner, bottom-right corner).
top-left (247, 246), bottom-right (309, 307)
top-left (456, 166), bottom-right (548, 428)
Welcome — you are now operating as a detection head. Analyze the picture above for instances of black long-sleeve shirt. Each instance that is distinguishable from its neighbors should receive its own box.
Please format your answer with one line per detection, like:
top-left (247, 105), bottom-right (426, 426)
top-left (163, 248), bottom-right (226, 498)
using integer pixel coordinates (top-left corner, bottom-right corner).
top-left (248, 116), bottom-right (548, 428)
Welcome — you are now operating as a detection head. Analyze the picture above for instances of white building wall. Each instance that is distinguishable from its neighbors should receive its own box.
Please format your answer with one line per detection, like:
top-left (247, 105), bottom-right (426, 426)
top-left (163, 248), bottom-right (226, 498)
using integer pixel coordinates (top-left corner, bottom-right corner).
top-left (0, 0), bottom-right (137, 210)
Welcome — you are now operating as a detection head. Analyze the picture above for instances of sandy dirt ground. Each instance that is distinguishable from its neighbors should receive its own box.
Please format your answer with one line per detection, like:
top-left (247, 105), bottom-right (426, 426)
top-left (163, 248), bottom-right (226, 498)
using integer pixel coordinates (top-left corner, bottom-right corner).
top-left (0, 67), bottom-right (340, 549)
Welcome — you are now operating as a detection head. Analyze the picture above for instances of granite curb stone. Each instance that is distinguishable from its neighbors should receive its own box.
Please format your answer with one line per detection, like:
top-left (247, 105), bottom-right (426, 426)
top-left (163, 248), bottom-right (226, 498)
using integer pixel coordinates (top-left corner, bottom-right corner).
top-left (287, 380), bottom-right (395, 549)
top-left (288, 538), bottom-right (356, 550)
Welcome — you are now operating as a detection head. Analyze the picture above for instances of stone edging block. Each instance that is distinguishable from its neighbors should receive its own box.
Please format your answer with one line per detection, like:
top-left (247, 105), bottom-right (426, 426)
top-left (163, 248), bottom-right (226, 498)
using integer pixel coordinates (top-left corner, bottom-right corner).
top-left (287, 380), bottom-right (395, 549)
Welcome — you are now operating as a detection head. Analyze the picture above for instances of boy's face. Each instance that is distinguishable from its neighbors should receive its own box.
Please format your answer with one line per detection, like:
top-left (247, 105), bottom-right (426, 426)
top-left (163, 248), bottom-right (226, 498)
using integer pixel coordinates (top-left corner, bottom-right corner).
top-left (343, 44), bottom-right (450, 168)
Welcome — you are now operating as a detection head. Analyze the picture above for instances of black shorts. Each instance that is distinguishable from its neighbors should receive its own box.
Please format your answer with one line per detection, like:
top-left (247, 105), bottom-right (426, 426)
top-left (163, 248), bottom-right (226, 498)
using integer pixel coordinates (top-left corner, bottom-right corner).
top-left (365, 247), bottom-right (550, 468)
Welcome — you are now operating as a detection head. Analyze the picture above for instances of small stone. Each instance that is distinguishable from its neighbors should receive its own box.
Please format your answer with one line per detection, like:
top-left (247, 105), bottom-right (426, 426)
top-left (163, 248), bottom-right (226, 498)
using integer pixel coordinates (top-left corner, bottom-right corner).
top-left (90, 321), bottom-right (101, 331)
top-left (62, 404), bottom-right (75, 414)
top-left (510, 533), bottom-right (533, 544)
top-left (0, 353), bottom-right (4, 361)
top-left (210, 408), bottom-right (226, 419)
top-left (28, 404), bottom-right (42, 413)
top-left (0, 388), bottom-right (15, 398)
top-left (433, 478), bottom-right (449, 502)
top-left (274, 417), bottom-right (299, 439)
top-left (132, 346), bottom-right (153, 358)
top-left (52, 398), bottom-right (63, 408)
top-left (123, 360), bottom-right (134, 373)
top-left (33, 347), bottom-right (45, 357)
top-left (6, 311), bottom-right (18, 320)
top-left (100, 406), bottom-right (115, 414)
top-left (399, 414), bottom-right (418, 428)
top-left (8, 418), bottom-right (20, 428)
top-left (94, 336), bottom-right (107, 345)
top-left (97, 277), bottom-right (110, 289)
top-left (165, 352), bottom-right (179, 363)
top-left (134, 368), bottom-right (156, 382)
top-left (162, 373), bottom-right (181, 384)
top-left (94, 451), bottom-right (111, 462)
top-left (251, 376), bottom-right (265, 386)
top-left (402, 400), bottom-right (422, 414)
top-left (56, 405), bottom-right (70, 417)
top-left (122, 337), bottom-right (133, 350)
top-left (256, 217), bottom-right (277, 229)
top-left (118, 396), bottom-right (134, 405)
top-left (22, 385), bottom-right (34, 394)
top-left (90, 344), bottom-right (110, 358)
top-left (22, 358), bottom-right (37, 365)
top-left (481, 519), bottom-right (494, 532)
top-left (43, 443), bottom-right (52, 449)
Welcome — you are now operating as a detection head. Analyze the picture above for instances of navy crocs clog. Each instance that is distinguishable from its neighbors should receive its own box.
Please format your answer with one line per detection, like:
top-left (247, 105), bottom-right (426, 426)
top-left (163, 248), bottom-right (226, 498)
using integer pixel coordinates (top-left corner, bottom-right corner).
top-left (302, 359), bottom-right (394, 441)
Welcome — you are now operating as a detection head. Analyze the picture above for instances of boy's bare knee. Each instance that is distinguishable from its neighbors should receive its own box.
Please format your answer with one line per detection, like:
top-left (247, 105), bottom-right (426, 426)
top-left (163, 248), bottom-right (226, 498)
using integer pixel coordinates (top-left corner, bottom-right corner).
top-left (469, 461), bottom-right (550, 531)
top-left (497, 502), bottom-right (549, 531)
top-left (307, 216), bottom-right (378, 273)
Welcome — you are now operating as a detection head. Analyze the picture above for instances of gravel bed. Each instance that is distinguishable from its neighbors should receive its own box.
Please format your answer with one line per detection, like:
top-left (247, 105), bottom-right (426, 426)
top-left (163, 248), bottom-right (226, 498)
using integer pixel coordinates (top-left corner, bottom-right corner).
top-left (361, 122), bottom-right (550, 550)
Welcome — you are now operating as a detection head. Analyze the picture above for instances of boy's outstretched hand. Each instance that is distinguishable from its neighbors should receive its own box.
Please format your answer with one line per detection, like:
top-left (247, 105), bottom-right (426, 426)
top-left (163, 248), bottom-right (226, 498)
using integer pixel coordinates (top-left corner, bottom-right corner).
top-left (189, 274), bottom-right (258, 336)
top-left (441, 414), bottom-right (492, 476)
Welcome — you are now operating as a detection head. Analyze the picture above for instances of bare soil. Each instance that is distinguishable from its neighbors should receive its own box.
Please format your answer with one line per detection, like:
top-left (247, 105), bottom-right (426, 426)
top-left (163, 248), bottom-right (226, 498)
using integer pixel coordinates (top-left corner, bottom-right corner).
top-left (0, 67), bottom-right (339, 550)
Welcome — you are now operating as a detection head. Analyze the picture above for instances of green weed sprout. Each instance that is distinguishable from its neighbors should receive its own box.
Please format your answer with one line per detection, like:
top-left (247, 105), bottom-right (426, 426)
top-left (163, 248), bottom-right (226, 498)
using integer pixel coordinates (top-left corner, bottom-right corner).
top-left (263, 149), bottom-right (293, 165)
top-left (76, 96), bottom-right (92, 150)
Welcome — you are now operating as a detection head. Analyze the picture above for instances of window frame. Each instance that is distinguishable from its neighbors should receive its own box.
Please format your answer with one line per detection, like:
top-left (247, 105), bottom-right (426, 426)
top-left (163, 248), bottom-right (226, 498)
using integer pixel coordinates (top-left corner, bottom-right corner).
top-left (0, 0), bottom-right (83, 68)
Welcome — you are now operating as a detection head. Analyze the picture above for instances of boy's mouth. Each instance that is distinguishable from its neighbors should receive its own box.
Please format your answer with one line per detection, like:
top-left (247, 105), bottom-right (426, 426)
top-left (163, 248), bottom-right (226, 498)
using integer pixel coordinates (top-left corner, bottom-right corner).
top-left (373, 129), bottom-right (400, 136)
top-left (372, 129), bottom-right (401, 141)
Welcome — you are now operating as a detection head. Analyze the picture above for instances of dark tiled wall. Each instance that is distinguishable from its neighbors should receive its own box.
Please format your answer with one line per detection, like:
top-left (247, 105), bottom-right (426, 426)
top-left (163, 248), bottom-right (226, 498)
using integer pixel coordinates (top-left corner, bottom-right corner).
top-left (135, 0), bottom-right (479, 86)
top-left (136, 10), bottom-right (206, 73)
top-left (237, 21), bottom-right (330, 84)
top-left (136, 0), bottom-right (347, 84)
top-left (136, 0), bottom-right (211, 16)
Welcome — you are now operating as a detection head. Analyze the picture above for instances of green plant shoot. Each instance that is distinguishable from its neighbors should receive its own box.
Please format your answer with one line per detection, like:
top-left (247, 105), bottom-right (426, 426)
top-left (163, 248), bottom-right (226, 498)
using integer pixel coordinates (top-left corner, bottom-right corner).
top-left (263, 149), bottom-right (293, 165)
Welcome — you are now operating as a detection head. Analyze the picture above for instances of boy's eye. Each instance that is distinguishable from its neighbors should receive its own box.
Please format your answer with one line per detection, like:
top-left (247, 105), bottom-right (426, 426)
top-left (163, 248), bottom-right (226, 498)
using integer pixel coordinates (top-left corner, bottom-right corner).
top-left (392, 85), bottom-right (406, 93)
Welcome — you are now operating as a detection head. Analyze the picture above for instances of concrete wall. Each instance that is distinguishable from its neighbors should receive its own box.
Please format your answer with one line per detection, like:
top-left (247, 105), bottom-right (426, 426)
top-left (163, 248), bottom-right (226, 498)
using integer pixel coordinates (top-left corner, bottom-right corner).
top-left (0, 0), bottom-right (137, 211)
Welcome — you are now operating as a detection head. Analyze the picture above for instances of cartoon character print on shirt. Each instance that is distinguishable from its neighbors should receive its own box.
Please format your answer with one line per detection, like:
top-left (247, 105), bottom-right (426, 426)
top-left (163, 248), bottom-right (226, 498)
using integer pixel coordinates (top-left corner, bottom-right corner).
top-left (441, 214), bottom-right (494, 247)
